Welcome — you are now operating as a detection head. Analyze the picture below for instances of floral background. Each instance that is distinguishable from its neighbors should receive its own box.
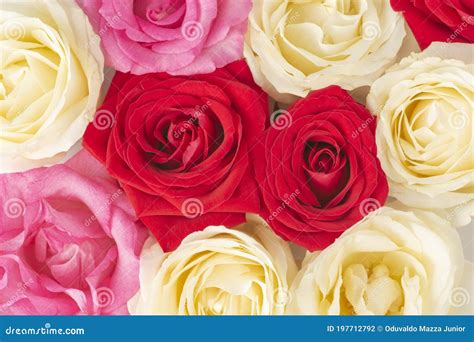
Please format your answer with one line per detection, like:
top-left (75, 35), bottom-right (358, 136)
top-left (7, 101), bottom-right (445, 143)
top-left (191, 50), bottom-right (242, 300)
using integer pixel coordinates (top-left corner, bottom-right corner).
top-left (0, 0), bottom-right (472, 315)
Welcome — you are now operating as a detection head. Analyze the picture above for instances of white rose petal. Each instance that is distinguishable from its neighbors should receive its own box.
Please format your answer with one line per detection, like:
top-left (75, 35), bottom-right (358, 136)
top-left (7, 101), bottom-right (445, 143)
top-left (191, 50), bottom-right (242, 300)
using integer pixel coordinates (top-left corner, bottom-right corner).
top-left (128, 214), bottom-right (297, 315)
top-left (0, 0), bottom-right (104, 172)
top-left (367, 46), bottom-right (474, 226)
top-left (287, 207), bottom-right (468, 315)
top-left (244, 0), bottom-right (406, 103)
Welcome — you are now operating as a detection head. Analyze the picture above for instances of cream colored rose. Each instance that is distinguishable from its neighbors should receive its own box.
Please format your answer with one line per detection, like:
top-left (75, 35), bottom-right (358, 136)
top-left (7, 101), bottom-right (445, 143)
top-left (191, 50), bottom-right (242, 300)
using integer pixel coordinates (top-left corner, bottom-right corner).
top-left (128, 215), bottom-right (297, 315)
top-left (367, 50), bottom-right (473, 227)
top-left (0, 0), bottom-right (104, 172)
top-left (244, 0), bottom-right (406, 103)
top-left (287, 207), bottom-right (471, 315)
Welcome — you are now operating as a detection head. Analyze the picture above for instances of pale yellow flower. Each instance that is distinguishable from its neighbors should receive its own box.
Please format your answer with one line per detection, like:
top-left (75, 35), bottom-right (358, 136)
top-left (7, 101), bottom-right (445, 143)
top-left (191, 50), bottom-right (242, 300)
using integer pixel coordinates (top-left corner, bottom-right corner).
top-left (287, 207), bottom-right (470, 315)
top-left (128, 214), bottom-right (297, 315)
top-left (368, 48), bottom-right (473, 226)
top-left (0, 0), bottom-right (104, 172)
top-left (244, 0), bottom-right (405, 103)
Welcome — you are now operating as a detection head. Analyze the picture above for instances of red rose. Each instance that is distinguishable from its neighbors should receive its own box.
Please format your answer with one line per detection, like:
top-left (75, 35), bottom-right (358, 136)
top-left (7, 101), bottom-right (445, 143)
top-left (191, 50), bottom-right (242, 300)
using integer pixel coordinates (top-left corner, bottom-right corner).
top-left (391, 0), bottom-right (474, 49)
top-left (255, 86), bottom-right (389, 251)
top-left (83, 60), bottom-right (267, 251)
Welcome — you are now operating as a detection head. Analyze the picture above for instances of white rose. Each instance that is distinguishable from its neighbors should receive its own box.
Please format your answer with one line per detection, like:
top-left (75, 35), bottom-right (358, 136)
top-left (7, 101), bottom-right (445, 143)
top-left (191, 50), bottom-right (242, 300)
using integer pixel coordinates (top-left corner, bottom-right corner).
top-left (287, 207), bottom-right (472, 315)
top-left (367, 46), bottom-right (473, 227)
top-left (0, 0), bottom-right (104, 172)
top-left (128, 214), bottom-right (297, 315)
top-left (244, 0), bottom-right (405, 103)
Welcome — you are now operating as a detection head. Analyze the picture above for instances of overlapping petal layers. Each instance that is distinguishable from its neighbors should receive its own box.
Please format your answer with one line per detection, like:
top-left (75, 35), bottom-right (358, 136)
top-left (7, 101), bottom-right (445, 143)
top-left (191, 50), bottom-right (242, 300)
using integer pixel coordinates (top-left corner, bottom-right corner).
top-left (83, 60), bottom-right (268, 252)
top-left (391, 0), bottom-right (474, 49)
top-left (128, 214), bottom-right (297, 315)
top-left (287, 207), bottom-right (469, 315)
top-left (0, 0), bottom-right (104, 173)
top-left (244, 0), bottom-right (406, 103)
top-left (0, 150), bottom-right (147, 315)
top-left (77, 0), bottom-right (252, 75)
top-left (368, 51), bottom-right (473, 226)
top-left (255, 86), bottom-right (388, 251)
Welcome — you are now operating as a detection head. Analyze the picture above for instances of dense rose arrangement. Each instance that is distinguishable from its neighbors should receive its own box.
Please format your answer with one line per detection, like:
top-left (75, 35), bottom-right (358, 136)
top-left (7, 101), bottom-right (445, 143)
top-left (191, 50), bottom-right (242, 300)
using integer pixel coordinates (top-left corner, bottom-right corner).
top-left (83, 61), bottom-right (267, 251)
top-left (1, 0), bottom-right (473, 317)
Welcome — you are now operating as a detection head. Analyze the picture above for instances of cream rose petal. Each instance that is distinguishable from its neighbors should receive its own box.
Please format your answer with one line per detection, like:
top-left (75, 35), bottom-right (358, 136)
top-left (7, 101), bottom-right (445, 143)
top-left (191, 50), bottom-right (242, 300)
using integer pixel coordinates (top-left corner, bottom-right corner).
top-left (367, 44), bottom-right (474, 226)
top-left (0, 0), bottom-right (104, 172)
top-left (244, 0), bottom-right (405, 103)
top-left (287, 207), bottom-right (468, 315)
top-left (128, 214), bottom-right (297, 315)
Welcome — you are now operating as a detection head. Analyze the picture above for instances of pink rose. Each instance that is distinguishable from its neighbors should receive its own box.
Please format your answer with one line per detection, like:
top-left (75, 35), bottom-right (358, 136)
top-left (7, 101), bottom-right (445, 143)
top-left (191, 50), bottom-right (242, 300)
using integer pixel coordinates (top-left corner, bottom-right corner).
top-left (0, 150), bottom-right (147, 315)
top-left (77, 0), bottom-right (252, 75)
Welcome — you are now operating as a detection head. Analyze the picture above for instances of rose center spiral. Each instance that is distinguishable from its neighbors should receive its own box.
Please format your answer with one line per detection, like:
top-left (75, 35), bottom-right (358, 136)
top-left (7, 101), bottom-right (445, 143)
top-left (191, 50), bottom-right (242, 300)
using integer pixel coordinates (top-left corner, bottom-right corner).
top-left (303, 141), bottom-right (349, 206)
top-left (342, 264), bottom-right (406, 315)
top-left (134, 0), bottom-right (185, 25)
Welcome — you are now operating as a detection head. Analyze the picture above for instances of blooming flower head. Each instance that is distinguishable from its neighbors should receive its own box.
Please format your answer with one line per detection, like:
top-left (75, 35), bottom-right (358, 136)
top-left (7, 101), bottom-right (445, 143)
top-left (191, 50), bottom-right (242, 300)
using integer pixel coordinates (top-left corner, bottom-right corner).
top-left (287, 207), bottom-right (468, 315)
top-left (0, 150), bottom-right (147, 315)
top-left (244, 0), bottom-right (406, 103)
top-left (77, 0), bottom-right (252, 75)
top-left (0, 0), bottom-right (104, 172)
top-left (128, 214), bottom-right (297, 315)
top-left (368, 48), bottom-right (473, 226)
